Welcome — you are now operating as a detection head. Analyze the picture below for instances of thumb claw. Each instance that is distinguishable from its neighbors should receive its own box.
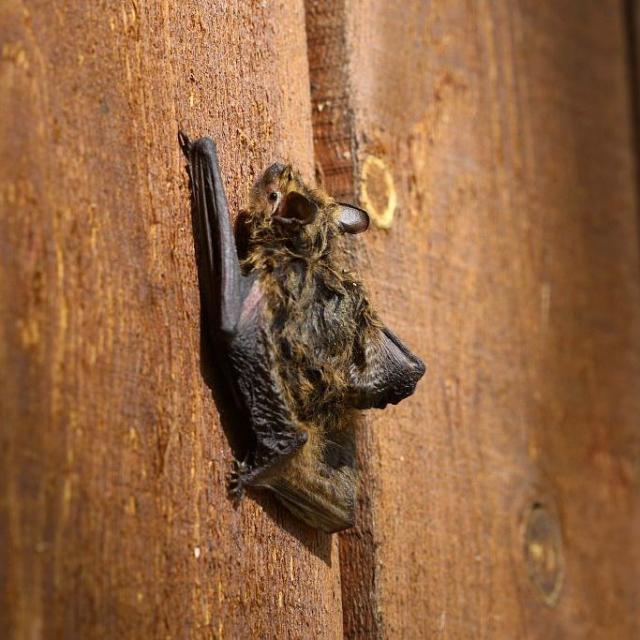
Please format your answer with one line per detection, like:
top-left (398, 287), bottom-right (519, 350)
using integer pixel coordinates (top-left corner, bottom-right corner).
top-left (178, 130), bottom-right (192, 157)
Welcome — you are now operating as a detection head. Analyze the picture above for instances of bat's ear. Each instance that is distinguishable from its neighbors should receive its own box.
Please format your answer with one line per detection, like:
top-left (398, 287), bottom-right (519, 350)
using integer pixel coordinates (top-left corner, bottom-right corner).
top-left (336, 203), bottom-right (370, 234)
top-left (278, 192), bottom-right (319, 225)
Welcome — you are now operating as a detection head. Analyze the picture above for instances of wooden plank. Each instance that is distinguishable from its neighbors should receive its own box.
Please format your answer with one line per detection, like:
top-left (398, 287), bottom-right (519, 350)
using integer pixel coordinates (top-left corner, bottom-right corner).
top-left (305, 2), bottom-right (383, 637)
top-left (307, 0), bottom-right (640, 637)
top-left (0, 2), bottom-right (343, 638)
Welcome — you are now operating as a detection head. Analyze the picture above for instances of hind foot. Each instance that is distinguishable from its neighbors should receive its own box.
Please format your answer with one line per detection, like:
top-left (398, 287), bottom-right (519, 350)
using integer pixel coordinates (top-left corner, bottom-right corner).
top-left (228, 458), bottom-right (251, 505)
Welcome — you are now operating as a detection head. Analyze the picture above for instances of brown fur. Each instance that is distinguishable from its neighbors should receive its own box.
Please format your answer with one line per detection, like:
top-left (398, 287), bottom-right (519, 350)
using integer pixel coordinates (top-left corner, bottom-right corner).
top-left (179, 132), bottom-right (423, 531)
top-left (237, 165), bottom-right (380, 525)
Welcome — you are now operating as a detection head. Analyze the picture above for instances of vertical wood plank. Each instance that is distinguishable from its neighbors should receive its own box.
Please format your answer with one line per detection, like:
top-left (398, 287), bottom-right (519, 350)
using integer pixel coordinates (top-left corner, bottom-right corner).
top-left (0, 2), bottom-right (343, 638)
top-left (305, 1), bottom-right (383, 636)
top-left (307, 0), bottom-right (640, 637)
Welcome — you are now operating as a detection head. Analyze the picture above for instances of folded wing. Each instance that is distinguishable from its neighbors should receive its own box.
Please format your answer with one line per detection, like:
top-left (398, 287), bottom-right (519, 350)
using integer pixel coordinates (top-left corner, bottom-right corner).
top-left (348, 327), bottom-right (426, 410)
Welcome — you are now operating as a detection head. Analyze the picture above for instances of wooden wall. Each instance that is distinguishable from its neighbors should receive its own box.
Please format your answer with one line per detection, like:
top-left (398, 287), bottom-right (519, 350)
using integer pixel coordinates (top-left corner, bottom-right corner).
top-left (2, 1), bottom-right (639, 638)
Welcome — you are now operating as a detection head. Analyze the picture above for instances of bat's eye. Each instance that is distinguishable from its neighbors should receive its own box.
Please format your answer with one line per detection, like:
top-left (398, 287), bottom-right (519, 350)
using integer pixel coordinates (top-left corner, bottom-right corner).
top-left (268, 191), bottom-right (279, 202)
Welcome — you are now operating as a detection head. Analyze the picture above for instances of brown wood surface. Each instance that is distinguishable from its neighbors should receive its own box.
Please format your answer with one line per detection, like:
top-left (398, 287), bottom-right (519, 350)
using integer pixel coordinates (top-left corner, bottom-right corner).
top-left (2, 1), bottom-right (640, 639)
top-left (0, 2), bottom-right (343, 638)
top-left (307, 0), bottom-right (640, 638)
top-left (305, 1), bottom-right (385, 636)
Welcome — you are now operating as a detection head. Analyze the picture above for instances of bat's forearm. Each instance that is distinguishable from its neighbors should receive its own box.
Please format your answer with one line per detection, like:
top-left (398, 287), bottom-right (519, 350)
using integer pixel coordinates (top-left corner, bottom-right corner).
top-left (181, 133), bottom-right (243, 337)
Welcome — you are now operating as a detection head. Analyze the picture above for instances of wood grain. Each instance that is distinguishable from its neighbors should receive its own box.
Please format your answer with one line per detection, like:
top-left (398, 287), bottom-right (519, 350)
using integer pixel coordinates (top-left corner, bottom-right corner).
top-left (3, 1), bottom-right (640, 638)
top-left (0, 2), bottom-right (343, 638)
top-left (308, 0), bottom-right (640, 638)
top-left (305, 1), bottom-right (383, 637)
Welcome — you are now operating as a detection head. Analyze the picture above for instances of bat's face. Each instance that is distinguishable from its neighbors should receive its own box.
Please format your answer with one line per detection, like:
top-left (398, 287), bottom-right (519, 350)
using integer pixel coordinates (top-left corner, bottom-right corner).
top-left (246, 163), bottom-right (370, 245)
top-left (248, 163), bottom-right (327, 235)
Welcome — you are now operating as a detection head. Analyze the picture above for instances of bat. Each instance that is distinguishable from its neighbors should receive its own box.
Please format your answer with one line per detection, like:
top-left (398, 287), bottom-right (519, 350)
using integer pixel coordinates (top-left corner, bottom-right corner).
top-left (179, 132), bottom-right (425, 533)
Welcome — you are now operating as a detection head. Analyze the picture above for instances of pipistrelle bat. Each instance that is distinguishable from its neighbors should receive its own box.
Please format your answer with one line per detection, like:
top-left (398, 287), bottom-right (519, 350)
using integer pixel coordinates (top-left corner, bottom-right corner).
top-left (179, 132), bottom-right (425, 533)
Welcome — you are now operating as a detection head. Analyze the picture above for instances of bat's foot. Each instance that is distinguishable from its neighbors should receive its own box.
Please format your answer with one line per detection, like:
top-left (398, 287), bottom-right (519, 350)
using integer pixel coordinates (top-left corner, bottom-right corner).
top-left (228, 458), bottom-right (251, 505)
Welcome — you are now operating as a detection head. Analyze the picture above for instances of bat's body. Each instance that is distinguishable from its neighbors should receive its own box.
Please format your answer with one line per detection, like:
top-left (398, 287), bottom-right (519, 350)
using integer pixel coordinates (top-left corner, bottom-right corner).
top-left (179, 133), bottom-right (425, 532)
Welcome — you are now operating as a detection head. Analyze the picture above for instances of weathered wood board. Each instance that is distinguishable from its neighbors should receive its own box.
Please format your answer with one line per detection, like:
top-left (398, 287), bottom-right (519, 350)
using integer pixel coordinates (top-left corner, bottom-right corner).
top-left (2, 0), bottom-right (640, 638)
top-left (0, 2), bottom-right (342, 638)
top-left (307, 0), bottom-right (640, 638)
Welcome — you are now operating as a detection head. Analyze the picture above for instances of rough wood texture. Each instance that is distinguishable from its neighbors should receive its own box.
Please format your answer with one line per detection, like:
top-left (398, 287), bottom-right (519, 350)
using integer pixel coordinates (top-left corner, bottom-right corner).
top-left (305, 1), bottom-right (383, 637)
top-left (0, 2), bottom-right (343, 638)
top-left (3, 1), bottom-right (640, 638)
top-left (307, 0), bottom-right (640, 638)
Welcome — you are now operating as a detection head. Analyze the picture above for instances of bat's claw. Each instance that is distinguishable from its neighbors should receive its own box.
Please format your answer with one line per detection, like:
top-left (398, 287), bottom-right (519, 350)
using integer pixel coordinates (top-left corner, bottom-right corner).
top-left (178, 130), bottom-right (192, 158)
top-left (228, 481), bottom-right (245, 505)
top-left (228, 458), bottom-right (251, 505)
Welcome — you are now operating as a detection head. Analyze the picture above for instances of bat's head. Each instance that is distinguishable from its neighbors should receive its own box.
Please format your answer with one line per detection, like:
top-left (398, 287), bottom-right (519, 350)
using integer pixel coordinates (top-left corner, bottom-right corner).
top-left (242, 163), bottom-right (370, 256)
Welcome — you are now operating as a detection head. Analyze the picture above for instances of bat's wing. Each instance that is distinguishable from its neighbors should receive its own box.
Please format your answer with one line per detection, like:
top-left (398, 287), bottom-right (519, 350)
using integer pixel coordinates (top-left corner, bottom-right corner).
top-left (268, 473), bottom-right (355, 533)
top-left (179, 132), bottom-right (247, 339)
top-left (265, 430), bottom-right (357, 533)
top-left (347, 326), bottom-right (425, 409)
top-left (231, 286), bottom-right (358, 531)
top-left (180, 133), bottom-right (307, 494)
top-left (226, 278), bottom-right (309, 497)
